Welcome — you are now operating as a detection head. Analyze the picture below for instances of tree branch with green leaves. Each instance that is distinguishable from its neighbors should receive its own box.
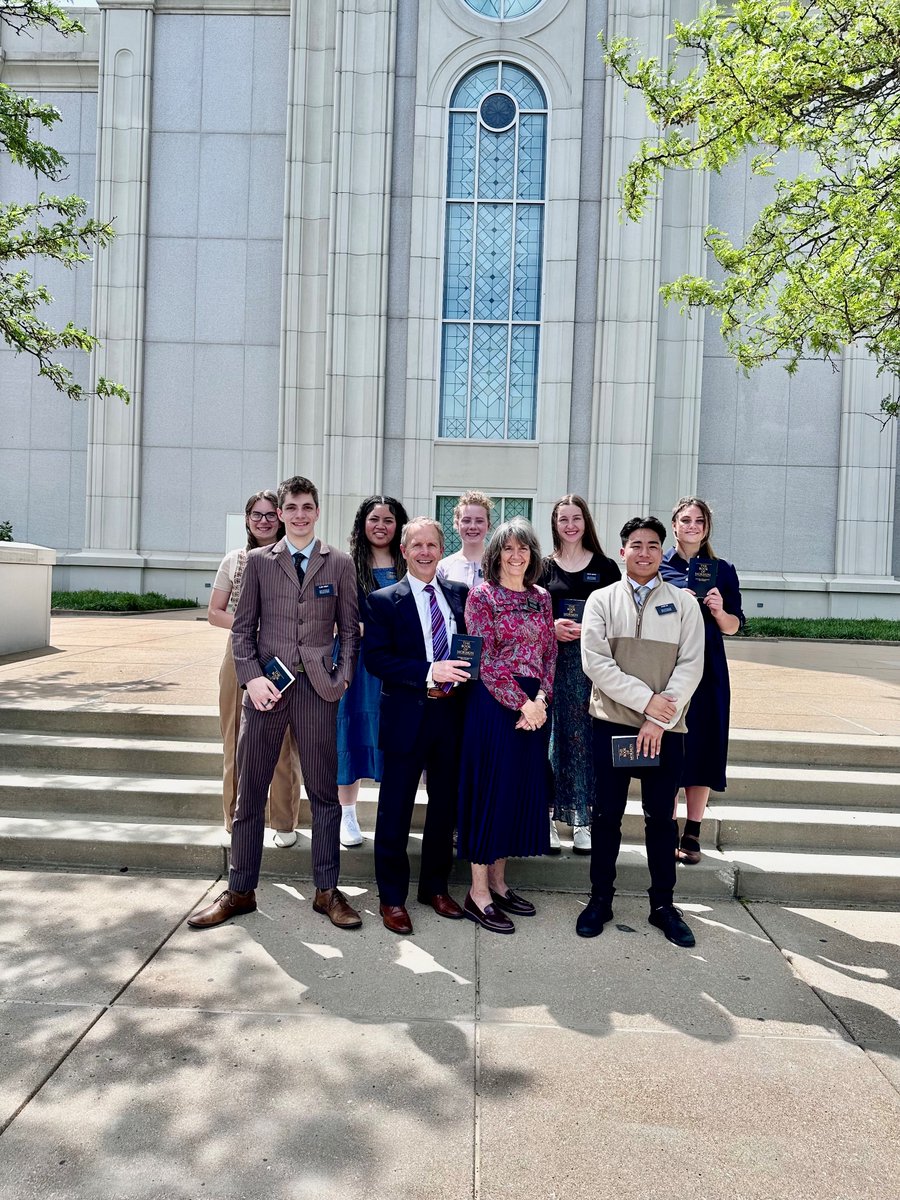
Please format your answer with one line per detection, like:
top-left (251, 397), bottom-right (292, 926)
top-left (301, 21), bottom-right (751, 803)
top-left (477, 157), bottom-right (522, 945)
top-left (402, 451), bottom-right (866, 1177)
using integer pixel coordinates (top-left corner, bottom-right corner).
top-left (604, 0), bottom-right (900, 417)
top-left (0, 1), bottom-right (128, 403)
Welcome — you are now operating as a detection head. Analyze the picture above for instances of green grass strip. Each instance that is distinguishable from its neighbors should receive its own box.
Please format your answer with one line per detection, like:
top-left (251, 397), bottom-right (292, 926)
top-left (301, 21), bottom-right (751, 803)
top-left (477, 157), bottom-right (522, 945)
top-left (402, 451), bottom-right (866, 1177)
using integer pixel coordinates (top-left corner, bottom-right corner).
top-left (741, 617), bottom-right (900, 641)
top-left (52, 590), bottom-right (197, 612)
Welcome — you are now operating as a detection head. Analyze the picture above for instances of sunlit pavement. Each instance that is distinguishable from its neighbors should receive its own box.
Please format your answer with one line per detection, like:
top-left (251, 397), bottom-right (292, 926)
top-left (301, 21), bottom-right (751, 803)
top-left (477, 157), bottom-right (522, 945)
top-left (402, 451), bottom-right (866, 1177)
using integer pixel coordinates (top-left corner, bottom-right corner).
top-left (0, 868), bottom-right (898, 1200)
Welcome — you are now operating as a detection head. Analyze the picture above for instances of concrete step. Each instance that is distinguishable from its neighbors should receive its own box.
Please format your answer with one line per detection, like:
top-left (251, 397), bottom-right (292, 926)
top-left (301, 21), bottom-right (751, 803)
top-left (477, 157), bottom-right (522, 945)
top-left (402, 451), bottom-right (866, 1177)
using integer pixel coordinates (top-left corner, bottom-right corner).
top-left (719, 764), bottom-right (900, 810)
top-left (0, 703), bottom-right (220, 739)
top-left (1, 815), bottom-right (897, 905)
top-left (0, 731), bottom-right (222, 776)
top-left (727, 729), bottom-right (900, 771)
top-left (0, 770), bottom-right (225, 822)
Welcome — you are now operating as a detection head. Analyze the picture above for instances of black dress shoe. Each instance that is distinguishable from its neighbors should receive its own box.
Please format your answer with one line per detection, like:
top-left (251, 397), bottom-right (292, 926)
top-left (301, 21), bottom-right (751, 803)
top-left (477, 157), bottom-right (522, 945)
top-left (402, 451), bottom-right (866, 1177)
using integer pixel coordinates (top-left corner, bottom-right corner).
top-left (489, 887), bottom-right (535, 917)
top-left (463, 892), bottom-right (515, 934)
top-left (648, 904), bottom-right (695, 947)
top-left (187, 889), bottom-right (256, 929)
top-left (575, 896), bottom-right (613, 938)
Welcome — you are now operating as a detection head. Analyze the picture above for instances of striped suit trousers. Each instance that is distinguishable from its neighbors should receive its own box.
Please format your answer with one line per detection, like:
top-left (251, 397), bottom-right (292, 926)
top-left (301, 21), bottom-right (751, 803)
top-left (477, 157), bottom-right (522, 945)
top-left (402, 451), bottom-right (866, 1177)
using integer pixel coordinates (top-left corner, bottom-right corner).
top-left (229, 671), bottom-right (341, 892)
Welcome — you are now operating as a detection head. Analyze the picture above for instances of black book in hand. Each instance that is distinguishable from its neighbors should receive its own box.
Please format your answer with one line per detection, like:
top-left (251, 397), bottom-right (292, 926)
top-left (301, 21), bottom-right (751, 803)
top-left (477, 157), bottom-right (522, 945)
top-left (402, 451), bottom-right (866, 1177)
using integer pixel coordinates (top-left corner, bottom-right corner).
top-left (449, 633), bottom-right (483, 680)
top-left (556, 598), bottom-right (586, 623)
top-left (687, 557), bottom-right (718, 598)
top-left (611, 735), bottom-right (660, 768)
top-left (262, 656), bottom-right (296, 692)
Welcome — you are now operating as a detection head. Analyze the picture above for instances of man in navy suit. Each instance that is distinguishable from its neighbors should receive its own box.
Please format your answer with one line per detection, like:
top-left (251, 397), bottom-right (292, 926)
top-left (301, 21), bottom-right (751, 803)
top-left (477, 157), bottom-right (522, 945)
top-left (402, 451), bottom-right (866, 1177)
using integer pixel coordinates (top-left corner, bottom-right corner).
top-left (364, 517), bottom-right (472, 935)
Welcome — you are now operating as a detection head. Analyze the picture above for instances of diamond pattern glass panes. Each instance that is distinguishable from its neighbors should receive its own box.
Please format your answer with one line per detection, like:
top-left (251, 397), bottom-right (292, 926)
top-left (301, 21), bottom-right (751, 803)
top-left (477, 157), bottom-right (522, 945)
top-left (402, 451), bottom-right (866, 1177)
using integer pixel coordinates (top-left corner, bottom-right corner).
top-left (478, 127), bottom-right (516, 198)
top-left (461, 0), bottom-right (543, 18)
top-left (513, 206), bottom-right (543, 320)
top-left (451, 64), bottom-right (500, 110)
top-left (499, 64), bottom-right (546, 110)
top-left (469, 324), bottom-right (508, 439)
top-left (440, 61), bottom-right (546, 442)
top-left (436, 495), bottom-right (534, 555)
top-left (444, 204), bottom-right (473, 318)
top-left (508, 325), bottom-right (538, 440)
top-left (440, 325), bottom-right (470, 439)
top-left (474, 205), bottom-right (512, 319)
top-left (517, 114), bottom-right (545, 199)
top-left (447, 114), bottom-right (477, 198)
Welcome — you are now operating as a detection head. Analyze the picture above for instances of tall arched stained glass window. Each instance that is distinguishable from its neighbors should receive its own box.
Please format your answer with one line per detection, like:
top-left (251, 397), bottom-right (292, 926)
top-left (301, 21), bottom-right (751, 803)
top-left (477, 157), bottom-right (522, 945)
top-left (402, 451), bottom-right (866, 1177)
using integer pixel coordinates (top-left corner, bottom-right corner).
top-left (440, 62), bottom-right (547, 441)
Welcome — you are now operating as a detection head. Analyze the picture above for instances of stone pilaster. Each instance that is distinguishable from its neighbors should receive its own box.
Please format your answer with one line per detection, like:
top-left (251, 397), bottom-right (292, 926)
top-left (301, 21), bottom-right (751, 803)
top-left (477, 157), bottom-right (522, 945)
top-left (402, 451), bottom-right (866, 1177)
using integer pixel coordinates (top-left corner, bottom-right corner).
top-left (280, 0), bottom-right (396, 540)
top-left (83, 0), bottom-right (153, 560)
top-left (835, 349), bottom-right (898, 577)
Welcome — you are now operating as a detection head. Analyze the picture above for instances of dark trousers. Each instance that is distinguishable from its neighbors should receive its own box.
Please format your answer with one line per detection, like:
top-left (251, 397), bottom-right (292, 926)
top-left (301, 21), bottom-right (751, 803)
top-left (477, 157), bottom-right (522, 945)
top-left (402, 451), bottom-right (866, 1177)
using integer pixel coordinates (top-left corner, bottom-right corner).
top-left (590, 718), bottom-right (683, 909)
top-left (229, 672), bottom-right (341, 893)
top-left (374, 695), bottom-right (463, 906)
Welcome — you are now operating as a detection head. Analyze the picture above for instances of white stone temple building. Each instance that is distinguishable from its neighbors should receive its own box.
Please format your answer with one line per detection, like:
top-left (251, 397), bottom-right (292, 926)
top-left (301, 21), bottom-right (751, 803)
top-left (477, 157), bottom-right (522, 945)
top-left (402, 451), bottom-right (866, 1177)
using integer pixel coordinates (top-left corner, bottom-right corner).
top-left (1, 0), bottom-right (898, 616)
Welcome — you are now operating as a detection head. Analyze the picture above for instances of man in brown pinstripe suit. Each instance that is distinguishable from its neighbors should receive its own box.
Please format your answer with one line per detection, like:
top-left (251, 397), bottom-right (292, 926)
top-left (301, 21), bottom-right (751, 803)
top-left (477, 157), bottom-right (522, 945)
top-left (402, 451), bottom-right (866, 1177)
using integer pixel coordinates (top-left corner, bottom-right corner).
top-left (188, 476), bottom-right (362, 930)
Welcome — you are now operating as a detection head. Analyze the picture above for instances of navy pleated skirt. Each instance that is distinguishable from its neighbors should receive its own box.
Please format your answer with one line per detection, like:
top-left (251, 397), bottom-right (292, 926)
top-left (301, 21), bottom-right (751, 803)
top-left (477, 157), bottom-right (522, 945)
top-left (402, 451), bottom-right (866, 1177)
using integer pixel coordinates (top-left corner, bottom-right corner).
top-left (457, 677), bottom-right (552, 866)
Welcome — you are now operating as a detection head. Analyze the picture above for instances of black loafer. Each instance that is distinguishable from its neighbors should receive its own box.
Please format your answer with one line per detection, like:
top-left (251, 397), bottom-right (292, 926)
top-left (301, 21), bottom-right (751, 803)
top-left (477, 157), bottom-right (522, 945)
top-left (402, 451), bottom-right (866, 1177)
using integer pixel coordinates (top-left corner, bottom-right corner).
top-left (648, 904), bottom-right (695, 947)
top-left (575, 896), bottom-right (613, 938)
top-left (464, 892), bottom-right (515, 934)
top-left (489, 887), bottom-right (536, 917)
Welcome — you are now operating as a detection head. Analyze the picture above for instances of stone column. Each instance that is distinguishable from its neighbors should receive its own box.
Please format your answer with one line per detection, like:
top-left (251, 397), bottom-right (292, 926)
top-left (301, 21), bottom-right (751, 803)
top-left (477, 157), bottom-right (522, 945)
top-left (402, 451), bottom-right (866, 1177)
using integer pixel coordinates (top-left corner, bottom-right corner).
top-left (588, 0), bottom-right (670, 542)
top-left (835, 349), bottom-right (898, 577)
top-left (280, 0), bottom-right (397, 541)
top-left (82, 0), bottom-right (153, 566)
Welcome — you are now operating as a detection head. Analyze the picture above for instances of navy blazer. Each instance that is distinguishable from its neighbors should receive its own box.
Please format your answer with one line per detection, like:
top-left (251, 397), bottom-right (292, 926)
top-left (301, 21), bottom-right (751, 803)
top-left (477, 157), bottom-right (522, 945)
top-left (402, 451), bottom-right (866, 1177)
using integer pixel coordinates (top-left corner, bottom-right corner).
top-left (364, 575), bottom-right (469, 751)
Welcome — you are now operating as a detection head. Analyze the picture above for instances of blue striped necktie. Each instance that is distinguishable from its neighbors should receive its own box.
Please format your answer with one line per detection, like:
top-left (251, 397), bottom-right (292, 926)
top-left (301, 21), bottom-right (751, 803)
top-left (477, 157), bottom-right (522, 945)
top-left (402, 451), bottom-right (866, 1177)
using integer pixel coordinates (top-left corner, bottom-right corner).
top-left (424, 583), bottom-right (452, 694)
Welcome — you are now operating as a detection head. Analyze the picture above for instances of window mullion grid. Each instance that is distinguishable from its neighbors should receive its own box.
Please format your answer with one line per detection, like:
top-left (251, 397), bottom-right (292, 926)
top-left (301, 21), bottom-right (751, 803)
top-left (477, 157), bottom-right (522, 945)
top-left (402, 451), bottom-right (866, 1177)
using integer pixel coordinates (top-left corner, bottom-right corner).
top-left (467, 115), bottom-right (482, 440)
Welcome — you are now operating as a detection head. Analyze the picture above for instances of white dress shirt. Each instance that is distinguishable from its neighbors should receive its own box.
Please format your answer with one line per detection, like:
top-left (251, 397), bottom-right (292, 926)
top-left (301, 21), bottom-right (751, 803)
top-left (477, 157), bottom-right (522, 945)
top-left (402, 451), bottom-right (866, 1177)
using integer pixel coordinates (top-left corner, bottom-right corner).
top-left (408, 573), bottom-right (457, 688)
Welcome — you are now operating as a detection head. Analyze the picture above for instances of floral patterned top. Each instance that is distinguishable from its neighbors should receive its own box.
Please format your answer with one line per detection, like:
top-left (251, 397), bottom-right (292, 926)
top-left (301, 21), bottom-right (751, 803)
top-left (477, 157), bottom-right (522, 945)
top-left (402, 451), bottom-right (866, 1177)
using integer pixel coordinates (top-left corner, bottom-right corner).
top-left (465, 583), bottom-right (557, 711)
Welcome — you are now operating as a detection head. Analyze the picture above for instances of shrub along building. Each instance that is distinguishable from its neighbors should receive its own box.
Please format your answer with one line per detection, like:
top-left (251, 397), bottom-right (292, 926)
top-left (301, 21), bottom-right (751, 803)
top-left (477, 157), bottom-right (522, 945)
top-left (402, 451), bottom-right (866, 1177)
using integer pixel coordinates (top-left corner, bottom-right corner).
top-left (1, 0), bottom-right (898, 616)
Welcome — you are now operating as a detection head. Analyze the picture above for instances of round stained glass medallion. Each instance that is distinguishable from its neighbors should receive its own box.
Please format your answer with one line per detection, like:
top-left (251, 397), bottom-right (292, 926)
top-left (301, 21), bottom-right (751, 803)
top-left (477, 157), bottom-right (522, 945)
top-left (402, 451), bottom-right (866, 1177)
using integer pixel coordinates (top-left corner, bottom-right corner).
top-left (464, 0), bottom-right (543, 18)
top-left (479, 91), bottom-right (517, 132)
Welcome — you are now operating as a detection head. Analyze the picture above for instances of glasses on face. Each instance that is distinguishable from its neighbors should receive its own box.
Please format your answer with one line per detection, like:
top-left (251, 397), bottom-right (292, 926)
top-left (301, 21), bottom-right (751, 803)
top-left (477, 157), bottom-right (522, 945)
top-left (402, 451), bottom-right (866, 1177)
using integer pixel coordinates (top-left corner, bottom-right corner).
top-left (249, 511), bottom-right (278, 523)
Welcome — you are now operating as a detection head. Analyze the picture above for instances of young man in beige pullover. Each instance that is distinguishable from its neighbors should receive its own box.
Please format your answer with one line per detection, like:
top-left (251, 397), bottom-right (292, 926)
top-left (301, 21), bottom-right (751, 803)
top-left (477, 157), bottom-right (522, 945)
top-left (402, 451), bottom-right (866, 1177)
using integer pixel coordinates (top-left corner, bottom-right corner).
top-left (579, 516), bottom-right (704, 946)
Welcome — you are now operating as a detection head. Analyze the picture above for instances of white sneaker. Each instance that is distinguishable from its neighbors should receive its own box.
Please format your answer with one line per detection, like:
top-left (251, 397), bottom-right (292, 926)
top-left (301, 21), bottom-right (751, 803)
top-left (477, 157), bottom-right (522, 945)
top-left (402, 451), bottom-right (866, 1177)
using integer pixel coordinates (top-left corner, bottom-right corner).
top-left (572, 825), bottom-right (592, 854)
top-left (548, 816), bottom-right (561, 854)
top-left (273, 829), bottom-right (298, 849)
top-left (340, 806), bottom-right (364, 848)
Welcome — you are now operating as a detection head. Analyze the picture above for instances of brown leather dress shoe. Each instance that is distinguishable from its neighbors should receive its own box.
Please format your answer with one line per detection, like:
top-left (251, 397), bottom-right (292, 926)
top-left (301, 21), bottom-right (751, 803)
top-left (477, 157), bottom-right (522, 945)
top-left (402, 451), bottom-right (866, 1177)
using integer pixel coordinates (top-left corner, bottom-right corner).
top-left (379, 903), bottom-right (413, 935)
top-left (417, 891), bottom-right (465, 920)
top-left (313, 887), bottom-right (362, 929)
top-left (187, 888), bottom-right (256, 929)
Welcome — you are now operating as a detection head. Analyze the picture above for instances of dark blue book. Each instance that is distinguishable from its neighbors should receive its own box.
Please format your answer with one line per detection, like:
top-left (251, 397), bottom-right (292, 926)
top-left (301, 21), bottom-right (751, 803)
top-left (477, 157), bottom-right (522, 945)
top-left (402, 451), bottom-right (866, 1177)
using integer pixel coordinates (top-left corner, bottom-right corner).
top-left (556, 597), bottom-right (586, 622)
top-left (687, 557), bottom-right (718, 598)
top-left (611, 735), bottom-right (660, 768)
top-left (263, 655), bottom-right (295, 692)
top-left (450, 633), bottom-right (482, 680)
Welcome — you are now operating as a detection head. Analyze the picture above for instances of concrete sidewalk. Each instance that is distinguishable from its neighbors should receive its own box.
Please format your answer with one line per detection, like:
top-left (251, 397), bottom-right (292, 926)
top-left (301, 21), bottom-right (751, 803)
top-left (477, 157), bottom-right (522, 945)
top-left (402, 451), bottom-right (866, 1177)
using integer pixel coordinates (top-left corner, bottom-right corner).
top-left (0, 868), bottom-right (898, 1200)
top-left (0, 611), bottom-right (898, 735)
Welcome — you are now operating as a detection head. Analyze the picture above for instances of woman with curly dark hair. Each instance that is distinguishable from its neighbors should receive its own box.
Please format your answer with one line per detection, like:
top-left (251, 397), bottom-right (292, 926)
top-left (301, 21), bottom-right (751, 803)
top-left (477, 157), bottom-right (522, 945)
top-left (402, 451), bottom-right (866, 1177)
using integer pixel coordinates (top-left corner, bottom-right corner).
top-left (337, 495), bottom-right (409, 846)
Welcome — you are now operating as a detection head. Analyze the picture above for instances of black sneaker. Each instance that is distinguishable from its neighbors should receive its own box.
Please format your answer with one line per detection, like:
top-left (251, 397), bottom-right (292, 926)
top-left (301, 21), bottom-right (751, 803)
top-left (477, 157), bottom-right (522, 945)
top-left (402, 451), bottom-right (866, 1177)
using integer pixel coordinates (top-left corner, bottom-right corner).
top-left (648, 904), bottom-right (695, 947)
top-left (575, 896), bottom-right (614, 938)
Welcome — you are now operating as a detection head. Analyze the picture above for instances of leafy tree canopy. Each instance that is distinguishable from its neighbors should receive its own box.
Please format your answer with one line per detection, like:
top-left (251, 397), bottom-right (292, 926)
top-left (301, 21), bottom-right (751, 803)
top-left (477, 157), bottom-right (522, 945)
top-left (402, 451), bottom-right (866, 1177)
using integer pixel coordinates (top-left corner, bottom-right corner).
top-left (604, 0), bottom-right (900, 417)
top-left (0, 0), bottom-right (128, 402)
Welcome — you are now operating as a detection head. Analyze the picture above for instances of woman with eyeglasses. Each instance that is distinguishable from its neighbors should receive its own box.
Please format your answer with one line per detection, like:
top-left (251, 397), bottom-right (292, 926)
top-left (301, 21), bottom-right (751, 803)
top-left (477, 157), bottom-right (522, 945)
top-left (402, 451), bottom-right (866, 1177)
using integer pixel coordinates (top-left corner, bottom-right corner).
top-left (336, 495), bottom-right (409, 847)
top-left (208, 491), bottom-right (301, 846)
top-left (659, 496), bottom-right (745, 863)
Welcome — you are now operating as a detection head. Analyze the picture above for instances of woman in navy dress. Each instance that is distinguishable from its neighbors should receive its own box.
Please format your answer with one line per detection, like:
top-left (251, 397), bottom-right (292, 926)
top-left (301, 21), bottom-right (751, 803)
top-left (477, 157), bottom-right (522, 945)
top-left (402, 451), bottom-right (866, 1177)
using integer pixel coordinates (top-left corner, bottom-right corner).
top-left (458, 518), bottom-right (557, 934)
top-left (660, 496), bottom-right (744, 863)
top-left (539, 495), bottom-right (620, 855)
top-left (337, 495), bottom-right (409, 847)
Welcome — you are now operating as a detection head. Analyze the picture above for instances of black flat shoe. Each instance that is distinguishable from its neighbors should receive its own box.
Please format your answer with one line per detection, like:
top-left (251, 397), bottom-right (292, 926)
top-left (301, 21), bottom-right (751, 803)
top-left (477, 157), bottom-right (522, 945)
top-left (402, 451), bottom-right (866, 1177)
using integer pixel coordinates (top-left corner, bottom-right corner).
top-left (648, 904), bottom-right (695, 947)
top-left (464, 892), bottom-right (515, 934)
top-left (575, 896), bottom-right (613, 938)
top-left (489, 887), bottom-right (536, 917)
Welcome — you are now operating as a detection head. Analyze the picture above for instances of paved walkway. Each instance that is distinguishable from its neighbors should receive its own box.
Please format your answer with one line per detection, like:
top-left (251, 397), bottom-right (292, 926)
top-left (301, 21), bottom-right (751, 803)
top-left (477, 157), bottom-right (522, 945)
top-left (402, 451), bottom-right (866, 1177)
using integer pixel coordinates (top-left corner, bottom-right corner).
top-left (1, 617), bottom-right (899, 1196)
top-left (0, 869), bottom-right (899, 1200)
top-left (1, 611), bottom-right (898, 736)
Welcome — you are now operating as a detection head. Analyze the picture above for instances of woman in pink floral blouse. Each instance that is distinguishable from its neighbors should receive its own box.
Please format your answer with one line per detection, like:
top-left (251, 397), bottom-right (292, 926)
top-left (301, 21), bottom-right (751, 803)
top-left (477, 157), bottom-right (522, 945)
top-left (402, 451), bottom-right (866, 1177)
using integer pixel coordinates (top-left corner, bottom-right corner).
top-left (457, 517), bottom-right (557, 934)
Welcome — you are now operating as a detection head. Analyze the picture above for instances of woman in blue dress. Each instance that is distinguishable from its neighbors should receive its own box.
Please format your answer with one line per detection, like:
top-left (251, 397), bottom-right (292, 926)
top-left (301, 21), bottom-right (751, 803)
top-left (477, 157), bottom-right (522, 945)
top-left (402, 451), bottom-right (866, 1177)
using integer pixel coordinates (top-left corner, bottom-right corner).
top-left (337, 495), bottom-right (409, 846)
top-left (660, 496), bottom-right (745, 863)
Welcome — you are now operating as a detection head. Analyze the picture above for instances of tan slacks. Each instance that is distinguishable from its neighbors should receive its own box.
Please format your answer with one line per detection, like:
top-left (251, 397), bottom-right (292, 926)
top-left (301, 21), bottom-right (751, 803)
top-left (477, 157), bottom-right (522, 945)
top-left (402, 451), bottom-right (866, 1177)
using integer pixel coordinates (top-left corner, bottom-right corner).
top-left (218, 642), bottom-right (302, 833)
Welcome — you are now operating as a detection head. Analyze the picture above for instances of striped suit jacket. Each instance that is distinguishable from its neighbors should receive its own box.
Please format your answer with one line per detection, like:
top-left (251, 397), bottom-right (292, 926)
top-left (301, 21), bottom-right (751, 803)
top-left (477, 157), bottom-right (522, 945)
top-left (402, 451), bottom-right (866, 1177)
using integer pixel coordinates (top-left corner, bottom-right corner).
top-left (231, 538), bottom-right (360, 703)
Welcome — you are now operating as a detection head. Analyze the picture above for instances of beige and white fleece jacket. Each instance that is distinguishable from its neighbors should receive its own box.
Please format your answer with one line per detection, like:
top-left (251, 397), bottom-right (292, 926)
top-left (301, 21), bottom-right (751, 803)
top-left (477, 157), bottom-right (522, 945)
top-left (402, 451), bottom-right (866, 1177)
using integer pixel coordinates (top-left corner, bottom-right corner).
top-left (580, 577), bottom-right (704, 732)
